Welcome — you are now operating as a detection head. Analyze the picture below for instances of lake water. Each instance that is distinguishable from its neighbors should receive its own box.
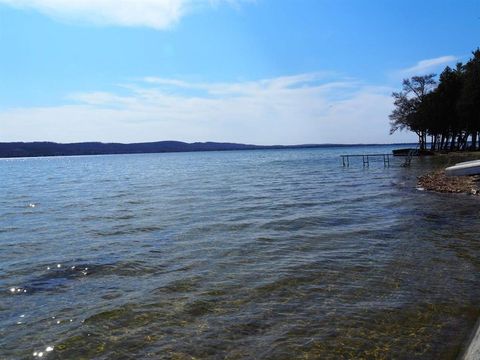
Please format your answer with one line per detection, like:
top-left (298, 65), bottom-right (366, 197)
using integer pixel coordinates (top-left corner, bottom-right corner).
top-left (1, 146), bottom-right (480, 359)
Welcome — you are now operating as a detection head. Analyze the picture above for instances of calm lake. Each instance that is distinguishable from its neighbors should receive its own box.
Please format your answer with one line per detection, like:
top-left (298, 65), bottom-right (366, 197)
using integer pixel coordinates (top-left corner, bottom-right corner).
top-left (1, 145), bottom-right (480, 359)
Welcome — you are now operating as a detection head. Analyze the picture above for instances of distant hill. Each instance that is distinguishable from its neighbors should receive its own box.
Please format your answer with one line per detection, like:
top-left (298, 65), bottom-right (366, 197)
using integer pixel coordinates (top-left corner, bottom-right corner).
top-left (0, 141), bottom-right (412, 158)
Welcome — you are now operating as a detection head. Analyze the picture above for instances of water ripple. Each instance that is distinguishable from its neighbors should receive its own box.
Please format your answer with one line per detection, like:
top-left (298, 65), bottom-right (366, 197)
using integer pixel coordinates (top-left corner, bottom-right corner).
top-left (1, 148), bottom-right (480, 359)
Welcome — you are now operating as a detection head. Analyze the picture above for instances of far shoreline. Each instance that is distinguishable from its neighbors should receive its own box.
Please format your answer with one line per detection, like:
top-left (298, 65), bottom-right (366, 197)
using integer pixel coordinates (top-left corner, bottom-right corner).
top-left (0, 141), bottom-right (415, 159)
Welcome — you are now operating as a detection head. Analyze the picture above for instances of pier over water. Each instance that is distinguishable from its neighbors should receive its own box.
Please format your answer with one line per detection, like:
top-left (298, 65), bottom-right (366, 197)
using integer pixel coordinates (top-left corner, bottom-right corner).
top-left (341, 153), bottom-right (392, 167)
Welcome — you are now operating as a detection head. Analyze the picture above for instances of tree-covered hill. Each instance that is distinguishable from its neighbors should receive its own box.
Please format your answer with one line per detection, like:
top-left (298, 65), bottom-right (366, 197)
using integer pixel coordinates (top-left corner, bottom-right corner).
top-left (0, 141), bottom-right (385, 158)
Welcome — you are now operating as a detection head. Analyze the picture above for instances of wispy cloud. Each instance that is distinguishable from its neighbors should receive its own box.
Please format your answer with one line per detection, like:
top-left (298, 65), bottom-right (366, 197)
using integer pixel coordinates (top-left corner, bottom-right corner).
top-left (142, 72), bottom-right (350, 97)
top-left (0, 74), bottom-right (416, 144)
top-left (0, 0), bottom-right (251, 29)
top-left (398, 55), bottom-right (458, 76)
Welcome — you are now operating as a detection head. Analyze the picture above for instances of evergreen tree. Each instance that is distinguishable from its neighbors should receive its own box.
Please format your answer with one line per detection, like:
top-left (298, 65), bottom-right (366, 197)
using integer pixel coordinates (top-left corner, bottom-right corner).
top-left (458, 49), bottom-right (480, 150)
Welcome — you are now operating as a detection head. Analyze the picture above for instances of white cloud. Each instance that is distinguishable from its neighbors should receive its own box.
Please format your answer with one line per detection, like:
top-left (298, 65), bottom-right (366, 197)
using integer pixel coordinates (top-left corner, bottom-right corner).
top-left (0, 0), bottom-right (250, 29)
top-left (0, 74), bottom-right (417, 144)
top-left (398, 55), bottom-right (458, 76)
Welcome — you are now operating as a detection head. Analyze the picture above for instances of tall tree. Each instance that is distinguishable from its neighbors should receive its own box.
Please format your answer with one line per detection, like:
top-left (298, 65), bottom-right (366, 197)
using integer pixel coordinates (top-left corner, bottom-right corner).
top-left (389, 74), bottom-right (437, 149)
top-left (458, 49), bottom-right (480, 150)
top-left (433, 64), bottom-right (464, 150)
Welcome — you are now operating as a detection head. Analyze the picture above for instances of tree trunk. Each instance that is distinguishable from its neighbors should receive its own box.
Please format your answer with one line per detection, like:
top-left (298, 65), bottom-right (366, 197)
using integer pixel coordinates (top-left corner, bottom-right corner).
top-left (450, 133), bottom-right (456, 151)
top-left (417, 133), bottom-right (424, 150)
top-left (471, 131), bottom-right (477, 151)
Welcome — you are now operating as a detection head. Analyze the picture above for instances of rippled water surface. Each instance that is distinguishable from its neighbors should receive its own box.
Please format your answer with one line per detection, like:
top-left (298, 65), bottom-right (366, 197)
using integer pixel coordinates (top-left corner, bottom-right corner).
top-left (2, 146), bottom-right (480, 359)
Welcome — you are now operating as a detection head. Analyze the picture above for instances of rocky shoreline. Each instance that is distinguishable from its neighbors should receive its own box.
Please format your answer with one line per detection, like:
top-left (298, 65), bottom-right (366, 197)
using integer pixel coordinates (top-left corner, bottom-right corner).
top-left (418, 170), bottom-right (480, 195)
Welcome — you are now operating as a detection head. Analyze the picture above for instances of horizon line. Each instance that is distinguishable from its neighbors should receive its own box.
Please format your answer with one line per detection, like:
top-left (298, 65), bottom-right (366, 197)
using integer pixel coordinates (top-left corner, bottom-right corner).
top-left (0, 140), bottom-right (416, 146)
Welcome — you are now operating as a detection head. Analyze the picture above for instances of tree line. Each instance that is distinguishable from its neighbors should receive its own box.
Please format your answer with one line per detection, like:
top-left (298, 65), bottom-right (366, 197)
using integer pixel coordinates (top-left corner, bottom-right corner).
top-left (390, 49), bottom-right (480, 151)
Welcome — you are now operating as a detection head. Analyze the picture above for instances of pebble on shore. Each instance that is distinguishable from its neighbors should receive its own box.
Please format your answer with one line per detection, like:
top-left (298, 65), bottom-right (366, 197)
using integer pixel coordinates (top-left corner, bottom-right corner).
top-left (418, 170), bottom-right (480, 195)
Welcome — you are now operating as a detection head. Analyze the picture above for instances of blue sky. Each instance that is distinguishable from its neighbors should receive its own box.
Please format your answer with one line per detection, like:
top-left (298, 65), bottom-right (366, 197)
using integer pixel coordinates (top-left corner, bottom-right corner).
top-left (0, 0), bottom-right (479, 144)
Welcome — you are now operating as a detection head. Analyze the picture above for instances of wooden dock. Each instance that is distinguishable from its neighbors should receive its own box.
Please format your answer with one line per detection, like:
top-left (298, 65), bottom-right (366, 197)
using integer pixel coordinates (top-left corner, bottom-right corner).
top-left (341, 154), bottom-right (392, 167)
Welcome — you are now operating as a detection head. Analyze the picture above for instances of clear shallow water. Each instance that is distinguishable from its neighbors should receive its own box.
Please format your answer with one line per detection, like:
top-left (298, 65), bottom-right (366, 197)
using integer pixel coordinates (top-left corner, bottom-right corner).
top-left (1, 146), bottom-right (480, 359)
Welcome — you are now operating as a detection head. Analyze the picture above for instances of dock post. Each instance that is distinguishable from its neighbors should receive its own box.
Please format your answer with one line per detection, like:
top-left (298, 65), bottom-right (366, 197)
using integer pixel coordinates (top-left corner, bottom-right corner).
top-left (383, 154), bottom-right (390, 167)
top-left (363, 155), bottom-right (369, 167)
